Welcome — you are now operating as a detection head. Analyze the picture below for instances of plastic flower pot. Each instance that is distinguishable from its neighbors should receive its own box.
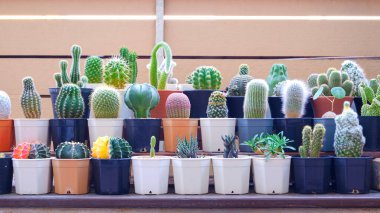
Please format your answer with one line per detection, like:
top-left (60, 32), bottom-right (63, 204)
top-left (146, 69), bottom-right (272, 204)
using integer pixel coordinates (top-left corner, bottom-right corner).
top-left (123, 118), bottom-right (161, 153)
top-left (237, 118), bottom-right (273, 152)
top-left (92, 158), bottom-right (131, 195)
top-left (172, 157), bottom-right (211, 194)
top-left (132, 156), bottom-right (171, 195)
top-left (273, 118), bottom-right (313, 151)
top-left (0, 156), bottom-right (13, 194)
top-left (50, 118), bottom-right (89, 149)
top-left (166, 84), bottom-right (178, 90)
top-left (359, 116), bottom-right (380, 151)
top-left (212, 155), bottom-right (251, 195)
top-left (52, 158), bottom-right (90, 195)
top-left (268, 96), bottom-right (314, 118)
top-left (88, 118), bottom-right (124, 147)
top-left (200, 118), bottom-right (236, 152)
top-left (372, 158), bottom-right (380, 190)
top-left (312, 96), bottom-right (354, 118)
top-left (151, 90), bottom-right (182, 118)
top-left (252, 156), bottom-right (291, 194)
top-left (14, 119), bottom-right (49, 146)
top-left (354, 97), bottom-right (363, 116)
top-left (292, 156), bottom-right (332, 194)
top-left (13, 158), bottom-right (52, 195)
top-left (333, 157), bottom-right (372, 194)
top-left (183, 90), bottom-right (214, 118)
top-left (162, 118), bottom-right (198, 152)
top-left (226, 96), bottom-right (244, 118)
top-left (0, 119), bottom-right (14, 152)
top-left (313, 118), bottom-right (335, 152)
top-left (117, 89), bottom-right (134, 119)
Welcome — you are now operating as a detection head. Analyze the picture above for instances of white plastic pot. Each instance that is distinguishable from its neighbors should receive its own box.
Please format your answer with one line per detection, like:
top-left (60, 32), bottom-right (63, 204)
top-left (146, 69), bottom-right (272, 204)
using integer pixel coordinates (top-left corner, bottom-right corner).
top-left (178, 84), bottom-right (194, 91)
top-left (212, 155), bottom-right (251, 194)
top-left (166, 84), bottom-right (178, 90)
top-left (14, 119), bottom-right (50, 146)
top-left (88, 118), bottom-right (124, 147)
top-left (252, 156), bottom-right (291, 194)
top-left (172, 157), bottom-right (211, 194)
top-left (132, 156), bottom-right (171, 195)
top-left (200, 118), bottom-right (236, 152)
top-left (13, 158), bottom-right (52, 195)
top-left (117, 89), bottom-right (134, 119)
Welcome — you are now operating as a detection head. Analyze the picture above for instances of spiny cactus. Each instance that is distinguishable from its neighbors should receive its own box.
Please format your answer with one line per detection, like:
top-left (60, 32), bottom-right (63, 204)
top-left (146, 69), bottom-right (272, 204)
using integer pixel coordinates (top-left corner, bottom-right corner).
top-left (60, 60), bottom-right (70, 85)
top-left (273, 80), bottom-right (288, 96)
top-left (56, 141), bottom-right (90, 159)
top-left (0, 91), bottom-right (11, 119)
top-left (191, 66), bottom-right (222, 90)
top-left (119, 47), bottom-right (129, 62)
top-left (176, 136), bottom-right (199, 158)
top-left (128, 51), bottom-right (138, 84)
top-left (150, 136), bottom-right (156, 158)
top-left (20, 77), bottom-right (41, 119)
top-left (84, 56), bottom-right (103, 84)
top-left (299, 124), bottom-right (326, 158)
top-left (166, 93), bottom-right (191, 118)
top-left (124, 83), bottom-right (160, 118)
top-left (70, 45), bottom-right (81, 84)
top-left (243, 79), bottom-right (268, 118)
top-left (55, 84), bottom-right (85, 118)
top-left (311, 68), bottom-right (353, 97)
top-left (149, 42), bottom-right (175, 90)
top-left (104, 57), bottom-right (129, 89)
top-left (13, 143), bottom-right (50, 159)
top-left (307, 73), bottom-right (319, 89)
top-left (359, 84), bottom-right (380, 116)
top-left (266, 64), bottom-right (288, 96)
top-left (334, 101), bottom-right (365, 157)
top-left (369, 78), bottom-right (379, 94)
top-left (222, 135), bottom-right (238, 158)
top-left (341, 60), bottom-right (368, 96)
top-left (91, 136), bottom-right (132, 159)
top-left (206, 91), bottom-right (228, 118)
top-left (226, 64), bottom-right (254, 96)
top-left (91, 86), bottom-right (120, 118)
top-left (54, 73), bottom-right (63, 88)
top-left (281, 80), bottom-right (309, 118)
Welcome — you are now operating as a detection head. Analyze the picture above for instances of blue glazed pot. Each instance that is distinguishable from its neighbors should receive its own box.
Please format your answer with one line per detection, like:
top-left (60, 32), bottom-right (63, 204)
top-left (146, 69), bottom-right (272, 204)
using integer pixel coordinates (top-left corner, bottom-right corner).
top-left (313, 118), bottom-right (335, 152)
top-left (123, 119), bottom-right (161, 153)
top-left (183, 90), bottom-right (214, 118)
top-left (273, 118), bottom-right (313, 151)
top-left (0, 156), bottom-right (13, 194)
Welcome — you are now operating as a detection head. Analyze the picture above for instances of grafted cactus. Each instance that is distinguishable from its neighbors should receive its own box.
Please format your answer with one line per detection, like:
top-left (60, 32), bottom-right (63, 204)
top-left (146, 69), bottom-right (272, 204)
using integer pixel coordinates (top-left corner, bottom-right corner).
top-left (20, 77), bottom-right (41, 119)
top-left (149, 42), bottom-right (175, 90)
top-left (191, 66), bottom-right (222, 90)
top-left (104, 57), bottom-right (129, 89)
top-left (91, 136), bottom-right (132, 159)
top-left (56, 141), bottom-right (90, 159)
top-left (55, 84), bottom-right (85, 118)
top-left (206, 91), bottom-right (228, 118)
top-left (0, 90), bottom-right (11, 119)
top-left (243, 79), bottom-right (268, 118)
top-left (226, 64), bottom-right (253, 96)
top-left (266, 64), bottom-right (288, 96)
top-left (84, 56), bottom-right (103, 84)
top-left (281, 80), bottom-right (308, 118)
top-left (299, 124), bottom-right (326, 158)
top-left (124, 83), bottom-right (160, 118)
top-left (13, 143), bottom-right (50, 159)
top-left (222, 135), bottom-right (238, 158)
top-left (91, 86), bottom-right (120, 118)
top-left (166, 93), bottom-right (191, 118)
top-left (341, 60), bottom-right (368, 96)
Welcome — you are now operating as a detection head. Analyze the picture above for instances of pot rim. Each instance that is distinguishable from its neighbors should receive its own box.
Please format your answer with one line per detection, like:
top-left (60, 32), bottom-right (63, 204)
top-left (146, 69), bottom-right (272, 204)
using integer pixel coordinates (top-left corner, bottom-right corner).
top-left (237, 118), bottom-right (273, 121)
top-left (162, 118), bottom-right (199, 121)
top-left (200, 118), bottom-right (236, 121)
top-left (252, 155), bottom-right (291, 160)
top-left (333, 156), bottom-right (373, 159)
top-left (211, 155), bottom-right (251, 160)
top-left (87, 118), bottom-right (124, 121)
top-left (12, 157), bottom-right (52, 161)
top-left (171, 156), bottom-right (211, 160)
top-left (291, 156), bottom-right (333, 160)
top-left (132, 156), bottom-right (171, 160)
top-left (52, 158), bottom-right (91, 161)
top-left (14, 118), bottom-right (50, 121)
top-left (157, 89), bottom-right (181, 92)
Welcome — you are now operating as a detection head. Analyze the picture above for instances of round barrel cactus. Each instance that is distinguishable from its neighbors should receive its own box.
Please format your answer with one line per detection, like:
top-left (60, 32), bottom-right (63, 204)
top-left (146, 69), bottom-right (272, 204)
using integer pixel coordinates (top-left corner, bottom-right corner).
top-left (84, 56), bottom-right (103, 84)
top-left (166, 93), bottom-right (191, 118)
top-left (227, 64), bottom-right (253, 96)
top-left (13, 143), bottom-right (50, 159)
top-left (91, 86), bottom-right (120, 118)
top-left (55, 84), bottom-right (85, 118)
top-left (55, 142), bottom-right (90, 159)
top-left (0, 90), bottom-right (11, 119)
top-left (206, 91), bottom-right (228, 118)
top-left (20, 77), bottom-right (41, 119)
top-left (191, 66), bottom-right (222, 90)
top-left (91, 136), bottom-right (132, 159)
top-left (124, 83), bottom-right (160, 118)
top-left (104, 57), bottom-right (130, 89)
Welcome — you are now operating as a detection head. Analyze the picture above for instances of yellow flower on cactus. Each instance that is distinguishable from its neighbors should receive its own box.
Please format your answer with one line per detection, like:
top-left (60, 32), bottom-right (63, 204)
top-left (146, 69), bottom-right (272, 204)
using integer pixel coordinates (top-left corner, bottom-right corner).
top-left (92, 136), bottom-right (110, 159)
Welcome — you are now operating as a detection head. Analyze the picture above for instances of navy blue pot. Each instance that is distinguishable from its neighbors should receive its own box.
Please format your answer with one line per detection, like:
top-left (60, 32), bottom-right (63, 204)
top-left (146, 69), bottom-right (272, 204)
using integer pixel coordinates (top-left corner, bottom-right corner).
top-left (354, 97), bottom-right (363, 116)
top-left (268, 97), bottom-right (314, 118)
top-left (273, 118), bottom-right (313, 151)
top-left (123, 119), bottom-right (161, 153)
top-left (50, 118), bottom-right (89, 149)
top-left (292, 157), bottom-right (332, 194)
top-left (359, 116), bottom-right (380, 151)
top-left (237, 118), bottom-right (273, 152)
top-left (226, 96), bottom-right (244, 118)
top-left (313, 118), bottom-right (335, 152)
top-left (92, 158), bottom-right (131, 195)
top-left (0, 157), bottom-right (13, 194)
top-left (183, 90), bottom-right (214, 118)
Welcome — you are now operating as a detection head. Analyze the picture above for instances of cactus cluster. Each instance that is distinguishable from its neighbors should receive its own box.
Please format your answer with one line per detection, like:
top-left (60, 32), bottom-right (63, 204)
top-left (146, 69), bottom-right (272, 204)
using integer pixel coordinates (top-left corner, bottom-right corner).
top-left (243, 79), bottom-right (268, 118)
top-left (20, 77), bottom-right (41, 119)
top-left (120, 47), bottom-right (138, 84)
top-left (281, 80), bottom-right (309, 118)
top-left (222, 135), bottom-right (238, 158)
top-left (13, 143), bottom-right (50, 159)
top-left (124, 83), bottom-right (160, 118)
top-left (226, 64), bottom-right (254, 96)
top-left (340, 60), bottom-right (368, 96)
top-left (307, 73), bottom-right (319, 89)
top-left (0, 90), bottom-right (11, 119)
top-left (84, 56), bottom-right (103, 84)
top-left (91, 86), bottom-right (120, 118)
top-left (206, 91), bottom-right (228, 118)
top-left (166, 93), bottom-right (191, 118)
top-left (104, 57), bottom-right (130, 89)
top-left (266, 64), bottom-right (288, 96)
top-left (299, 124), bottom-right (326, 158)
top-left (55, 141), bottom-right (90, 159)
top-left (190, 66), bottom-right (222, 90)
top-left (176, 136), bottom-right (199, 158)
top-left (92, 136), bottom-right (132, 159)
top-left (334, 101), bottom-right (365, 157)
top-left (359, 82), bottom-right (380, 116)
top-left (55, 84), bottom-right (85, 118)
top-left (311, 68), bottom-right (353, 97)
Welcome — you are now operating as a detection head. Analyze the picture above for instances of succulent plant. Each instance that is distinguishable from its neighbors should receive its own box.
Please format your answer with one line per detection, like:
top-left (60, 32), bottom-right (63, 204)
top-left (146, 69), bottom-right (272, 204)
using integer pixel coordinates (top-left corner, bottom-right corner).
top-left (56, 141), bottom-right (90, 159)
top-left (60, 60), bottom-right (70, 85)
top-left (166, 93), bottom-right (191, 118)
top-left (148, 42), bottom-right (175, 90)
top-left (20, 77), bottom-right (41, 119)
top-left (341, 60), bottom-right (368, 96)
top-left (266, 64), bottom-right (288, 96)
top-left (359, 83), bottom-right (380, 116)
top-left (91, 86), bottom-right (120, 118)
top-left (55, 83), bottom-right (85, 118)
top-left (0, 91), bottom-right (11, 119)
top-left (222, 135), bottom-right (238, 158)
top-left (190, 66), bottom-right (222, 90)
top-left (299, 124), bottom-right (326, 158)
top-left (150, 136), bottom-right (156, 158)
top-left (311, 68), bottom-right (353, 97)
top-left (226, 64), bottom-right (254, 96)
top-left (124, 83), bottom-right (160, 118)
top-left (334, 101), bottom-right (365, 157)
top-left (281, 80), bottom-right (309, 118)
top-left (243, 79), bottom-right (268, 118)
top-left (206, 91), bottom-right (228, 118)
top-left (176, 136), bottom-right (199, 158)
top-left (91, 136), bottom-right (132, 159)
top-left (104, 57), bottom-right (129, 89)
top-left (13, 143), bottom-right (50, 159)
top-left (54, 73), bottom-right (63, 88)
top-left (119, 47), bottom-right (138, 84)
top-left (272, 80), bottom-right (288, 97)
top-left (84, 56), bottom-right (103, 84)
top-left (369, 78), bottom-right (379, 94)
top-left (307, 73), bottom-right (319, 89)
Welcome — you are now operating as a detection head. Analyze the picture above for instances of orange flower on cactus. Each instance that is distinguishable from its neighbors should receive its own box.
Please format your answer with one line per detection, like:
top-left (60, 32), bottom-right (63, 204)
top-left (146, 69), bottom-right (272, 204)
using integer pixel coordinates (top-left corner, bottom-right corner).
top-left (13, 143), bottom-right (31, 159)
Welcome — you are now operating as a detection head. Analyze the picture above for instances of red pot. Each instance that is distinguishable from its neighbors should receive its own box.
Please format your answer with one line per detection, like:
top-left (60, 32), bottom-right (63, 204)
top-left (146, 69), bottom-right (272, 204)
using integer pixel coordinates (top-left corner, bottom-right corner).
top-left (151, 90), bottom-right (182, 118)
top-left (312, 97), bottom-right (354, 118)
top-left (0, 119), bottom-right (15, 152)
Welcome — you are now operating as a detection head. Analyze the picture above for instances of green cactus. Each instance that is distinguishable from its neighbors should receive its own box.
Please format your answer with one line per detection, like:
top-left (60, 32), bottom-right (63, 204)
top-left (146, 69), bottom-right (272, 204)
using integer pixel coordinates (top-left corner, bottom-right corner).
top-left (0, 90), bottom-right (11, 119)
top-left (299, 124), bottom-right (326, 158)
top-left (176, 136), bottom-right (199, 158)
top-left (150, 136), bottom-right (156, 158)
top-left (84, 56), bottom-right (103, 83)
top-left (359, 84), bottom-right (380, 116)
top-left (28, 143), bottom-right (51, 159)
top-left (307, 73), bottom-right (319, 89)
top-left (191, 66), bottom-right (222, 90)
top-left (369, 78), bottom-right (379, 94)
top-left (91, 86), bottom-right (120, 118)
top-left (124, 83), bottom-right (160, 118)
top-left (341, 60), bottom-right (368, 96)
top-left (128, 51), bottom-right (138, 84)
top-left (226, 64), bottom-right (254, 96)
top-left (299, 126), bottom-right (312, 157)
top-left (311, 68), bottom-right (353, 97)
top-left (108, 137), bottom-right (132, 159)
top-left (243, 79), bottom-right (268, 118)
top-left (60, 60), bottom-right (70, 84)
top-left (55, 141), bottom-right (90, 159)
top-left (273, 80), bottom-right (288, 96)
top-left (20, 77), bottom-right (41, 119)
top-left (281, 80), bottom-right (308, 118)
top-left (206, 91), bottom-right (228, 118)
top-left (149, 42), bottom-right (175, 90)
top-left (119, 47), bottom-right (129, 62)
top-left (54, 73), bottom-right (63, 88)
top-left (165, 93), bottom-right (191, 118)
top-left (70, 45), bottom-right (81, 84)
top-left (222, 135), bottom-right (238, 158)
top-left (55, 84), bottom-right (85, 118)
top-left (104, 57), bottom-right (129, 89)
top-left (266, 64), bottom-right (288, 96)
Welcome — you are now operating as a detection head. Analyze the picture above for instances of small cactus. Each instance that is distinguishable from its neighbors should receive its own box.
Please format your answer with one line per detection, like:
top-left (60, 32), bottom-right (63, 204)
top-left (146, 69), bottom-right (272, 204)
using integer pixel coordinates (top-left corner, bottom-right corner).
top-left (104, 57), bottom-right (129, 89)
top-left (150, 136), bottom-right (156, 158)
top-left (307, 73), bottom-right (319, 89)
top-left (311, 68), bottom-right (354, 97)
top-left (206, 91), bottom-right (228, 118)
top-left (55, 84), bottom-right (85, 118)
top-left (266, 64), bottom-right (288, 95)
top-left (13, 143), bottom-right (50, 159)
top-left (281, 80), bottom-right (308, 118)
top-left (70, 45), bottom-right (81, 84)
top-left (149, 42), bottom-right (175, 90)
top-left (222, 135), bottom-right (238, 158)
top-left (176, 136), bottom-right (199, 158)
top-left (124, 83), bottom-right (160, 118)
top-left (341, 60), bottom-right (368, 96)
top-left (299, 124), bottom-right (326, 158)
top-left (243, 79), bottom-right (268, 118)
top-left (91, 136), bottom-right (132, 159)
top-left (273, 80), bottom-right (288, 96)
top-left (166, 93), bottom-right (191, 118)
top-left (191, 66), bottom-right (222, 90)
top-left (84, 56), bottom-right (103, 84)
top-left (0, 90), bottom-right (11, 119)
top-left (56, 141), bottom-right (90, 159)
top-left (54, 73), bottom-right (63, 88)
top-left (91, 86), bottom-right (120, 118)
top-left (20, 77), bottom-right (41, 119)
top-left (128, 51), bottom-right (138, 84)
top-left (60, 60), bottom-right (70, 84)
top-left (359, 84), bottom-right (380, 116)
top-left (226, 64), bottom-right (253, 96)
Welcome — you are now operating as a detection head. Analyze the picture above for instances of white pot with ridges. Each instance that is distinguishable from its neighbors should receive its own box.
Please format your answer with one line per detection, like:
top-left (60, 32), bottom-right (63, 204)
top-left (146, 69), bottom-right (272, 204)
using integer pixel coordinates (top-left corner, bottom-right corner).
top-left (200, 118), bottom-right (236, 152)
top-left (14, 119), bottom-right (49, 146)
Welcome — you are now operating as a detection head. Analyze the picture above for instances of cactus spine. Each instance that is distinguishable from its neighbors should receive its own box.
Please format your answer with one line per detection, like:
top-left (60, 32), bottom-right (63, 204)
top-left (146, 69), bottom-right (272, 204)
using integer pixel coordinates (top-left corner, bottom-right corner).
top-left (191, 66), bottom-right (222, 90)
top-left (150, 136), bottom-right (156, 158)
top-left (149, 42), bottom-right (175, 89)
top-left (359, 84), bottom-right (380, 116)
top-left (56, 141), bottom-right (90, 159)
top-left (282, 80), bottom-right (308, 118)
top-left (206, 91), bottom-right (228, 118)
top-left (266, 64), bottom-right (288, 95)
top-left (299, 124), bottom-right (326, 158)
top-left (104, 57), bottom-right (129, 89)
top-left (20, 77), bottom-right (41, 119)
top-left (226, 64), bottom-right (254, 96)
top-left (243, 79), bottom-right (268, 118)
top-left (176, 136), bottom-right (199, 158)
top-left (54, 73), bottom-right (63, 88)
top-left (13, 143), bottom-right (50, 159)
top-left (166, 93), bottom-right (191, 118)
top-left (55, 84), bottom-right (85, 118)
top-left (84, 56), bottom-right (103, 83)
top-left (222, 135), bottom-right (238, 158)
top-left (341, 60), bottom-right (368, 96)
top-left (91, 136), bottom-right (132, 159)
top-left (70, 45), bottom-right (81, 84)
top-left (124, 83), bottom-right (160, 118)
top-left (91, 86), bottom-right (120, 118)
top-left (0, 91), bottom-right (11, 119)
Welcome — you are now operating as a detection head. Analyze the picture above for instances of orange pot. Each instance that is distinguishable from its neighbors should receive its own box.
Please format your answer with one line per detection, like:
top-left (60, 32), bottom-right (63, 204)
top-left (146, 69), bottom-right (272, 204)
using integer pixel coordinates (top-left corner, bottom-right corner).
top-left (52, 158), bottom-right (90, 195)
top-left (312, 96), bottom-right (354, 118)
top-left (151, 90), bottom-right (182, 118)
top-left (0, 119), bottom-right (15, 152)
top-left (162, 118), bottom-right (199, 152)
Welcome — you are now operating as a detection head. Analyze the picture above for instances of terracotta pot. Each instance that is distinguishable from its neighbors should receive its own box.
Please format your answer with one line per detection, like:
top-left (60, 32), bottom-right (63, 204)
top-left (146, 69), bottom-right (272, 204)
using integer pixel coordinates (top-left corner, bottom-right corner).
top-left (0, 119), bottom-right (14, 152)
top-left (151, 90), bottom-right (182, 118)
top-left (312, 97), bottom-right (354, 118)
top-left (162, 118), bottom-right (198, 152)
top-left (52, 158), bottom-right (90, 195)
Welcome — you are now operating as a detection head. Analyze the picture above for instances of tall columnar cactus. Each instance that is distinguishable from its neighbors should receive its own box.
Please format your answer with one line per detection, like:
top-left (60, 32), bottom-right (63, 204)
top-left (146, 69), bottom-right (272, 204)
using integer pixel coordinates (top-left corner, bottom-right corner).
top-left (299, 124), bottom-right (326, 158)
top-left (60, 60), bottom-right (70, 84)
top-left (0, 90), bottom-right (11, 119)
top-left (84, 56), bottom-right (103, 84)
top-left (92, 136), bottom-right (132, 159)
top-left (359, 84), bottom-right (380, 116)
top-left (91, 86), bottom-right (120, 118)
top-left (104, 57), bottom-right (129, 89)
top-left (282, 80), bottom-right (308, 118)
top-left (119, 47), bottom-right (129, 62)
top-left (56, 141), bottom-right (90, 159)
top-left (54, 73), bottom-right (63, 88)
top-left (206, 91), bottom-right (228, 118)
top-left (334, 101), bottom-right (365, 157)
top-left (266, 64), bottom-right (288, 96)
top-left (124, 83), bottom-right (160, 118)
top-left (119, 47), bottom-right (138, 84)
top-left (311, 68), bottom-right (353, 97)
top-left (222, 135), bottom-right (238, 158)
top-left (55, 84), bottom-right (85, 118)
top-left (20, 77), bottom-right (41, 119)
top-left (150, 136), bottom-right (156, 158)
top-left (191, 66), bottom-right (222, 90)
top-left (176, 136), bottom-right (199, 158)
top-left (307, 73), bottom-right (319, 89)
top-left (243, 79), bottom-right (268, 118)
top-left (149, 42), bottom-right (175, 90)
top-left (70, 45), bottom-right (81, 84)
top-left (166, 93), bottom-right (191, 118)
top-left (13, 143), bottom-right (50, 159)
top-left (341, 60), bottom-right (368, 96)
top-left (226, 64), bottom-right (254, 96)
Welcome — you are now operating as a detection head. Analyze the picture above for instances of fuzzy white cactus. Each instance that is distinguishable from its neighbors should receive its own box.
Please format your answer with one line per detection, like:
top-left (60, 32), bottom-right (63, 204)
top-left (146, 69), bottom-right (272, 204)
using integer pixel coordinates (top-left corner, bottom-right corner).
top-left (282, 80), bottom-right (309, 118)
top-left (0, 90), bottom-right (11, 119)
top-left (341, 60), bottom-right (368, 96)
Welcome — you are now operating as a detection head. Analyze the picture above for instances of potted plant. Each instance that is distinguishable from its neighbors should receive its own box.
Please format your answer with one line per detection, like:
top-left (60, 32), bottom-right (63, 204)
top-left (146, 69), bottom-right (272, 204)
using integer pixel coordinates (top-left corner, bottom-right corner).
top-left (172, 136), bottom-right (211, 194)
top-left (201, 91), bottom-right (235, 152)
top-left (84, 55), bottom-right (104, 89)
top-left (245, 132), bottom-right (295, 194)
top-left (212, 135), bottom-right (251, 194)
top-left (91, 136), bottom-right (132, 195)
top-left (123, 83), bottom-right (161, 152)
top-left (333, 101), bottom-right (371, 194)
top-left (292, 124), bottom-right (333, 194)
top-left (52, 141), bottom-right (91, 194)
top-left (133, 136), bottom-right (171, 194)
top-left (12, 142), bottom-right (52, 194)
top-left (162, 93), bottom-right (198, 152)
top-left (0, 153), bottom-right (13, 194)
top-left (238, 79), bottom-right (273, 152)
top-left (14, 77), bottom-right (49, 146)
top-left (0, 90), bottom-right (14, 152)
top-left (119, 46), bottom-right (138, 86)
top-left (183, 66), bottom-right (222, 118)
top-left (225, 64), bottom-right (253, 118)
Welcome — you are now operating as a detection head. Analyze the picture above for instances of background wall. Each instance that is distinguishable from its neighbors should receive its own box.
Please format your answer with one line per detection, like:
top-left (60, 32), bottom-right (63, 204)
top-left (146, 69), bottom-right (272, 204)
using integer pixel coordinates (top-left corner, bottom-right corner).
top-left (0, 0), bottom-right (379, 118)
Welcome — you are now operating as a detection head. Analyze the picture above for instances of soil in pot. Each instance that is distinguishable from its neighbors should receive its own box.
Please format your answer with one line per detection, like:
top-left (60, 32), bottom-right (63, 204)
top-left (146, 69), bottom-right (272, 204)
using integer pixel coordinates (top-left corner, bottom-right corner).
top-left (14, 119), bottom-right (49, 146)
top-left (201, 118), bottom-right (236, 152)
top-left (88, 118), bottom-right (124, 147)
top-left (268, 97), bottom-right (314, 118)
top-left (0, 119), bottom-right (14, 152)
top-left (123, 119), bottom-right (161, 153)
top-left (226, 96), bottom-right (244, 118)
top-left (313, 118), bottom-right (335, 152)
top-left (183, 90), bottom-right (214, 118)
top-left (0, 156), bottom-right (13, 194)
top-left (162, 118), bottom-right (198, 152)
top-left (312, 96), bottom-right (354, 118)
top-left (359, 116), bottom-right (380, 151)
top-left (151, 90), bottom-right (182, 118)
top-left (273, 118), bottom-right (313, 151)
top-left (354, 97), bottom-right (363, 116)
top-left (237, 118), bottom-right (273, 152)
top-left (50, 118), bottom-right (89, 149)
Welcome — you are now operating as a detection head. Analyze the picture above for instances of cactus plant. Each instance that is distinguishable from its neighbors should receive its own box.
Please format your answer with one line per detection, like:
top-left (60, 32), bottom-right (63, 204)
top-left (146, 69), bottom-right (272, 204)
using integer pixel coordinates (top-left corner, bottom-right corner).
top-left (226, 64), bottom-right (254, 96)
top-left (13, 143), bottom-right (50, 159)
top-left (119, 47), bottom-right (138, 84)
top-left (70, 45), bottom-right (81, 84)
top-left (54, 73), bottom-right (63, 88)
top-left (334, 101), bottom-right (365, 157)
top-left (299, 124), bottom-right (326, 158)
top-left (307, 73), bottom-right (319, 89)
top-left (84, 56), bottom-right (103, 84)
top-left (222, 135), bottom-right (238, 158)
top-left (148, 42), bottom-right (175, 90)
top-left (176, 136), bottom-right (199, 158)
top-left (281, 80), bottom-right (309, 118)
top-left (60, 60), bottom-right (70, 85)
top-left (56, 141), bottom-right (90, 159)
top-left (104, 57), bottom-right (129, 89)
top-left (124, 83), bottom-right (160, 118)
top-left (311, 68), bottom-right (353, 97)
top-left (266, 64), bottom-right (288, 96)
top-left (206, 91), bottom-right (228, 118)
top-left (91, 86), bottom-right (120, 118)
top-left (243, 79), bottom-right (268, 118)
top-left (272, 80), bottom-right (288, 97)
top-left (166, 93), bottom-right (191, 118)
top-left (55, 84), bottom-right (85, 118)
top-left (190, 66), bottom-right (222, 90)
top-left (20, 77), bottom-right (41, 119)
top-left (91, 136), bottom-right (132, 159)
top-left (0, 91), bottom-right (11, 119)
top-left (150, 136), bottom-right (156, 158)
top-left (341, 60), bottom-right (368, 96)
top-left (359, 84), bottom-right (380, 116)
